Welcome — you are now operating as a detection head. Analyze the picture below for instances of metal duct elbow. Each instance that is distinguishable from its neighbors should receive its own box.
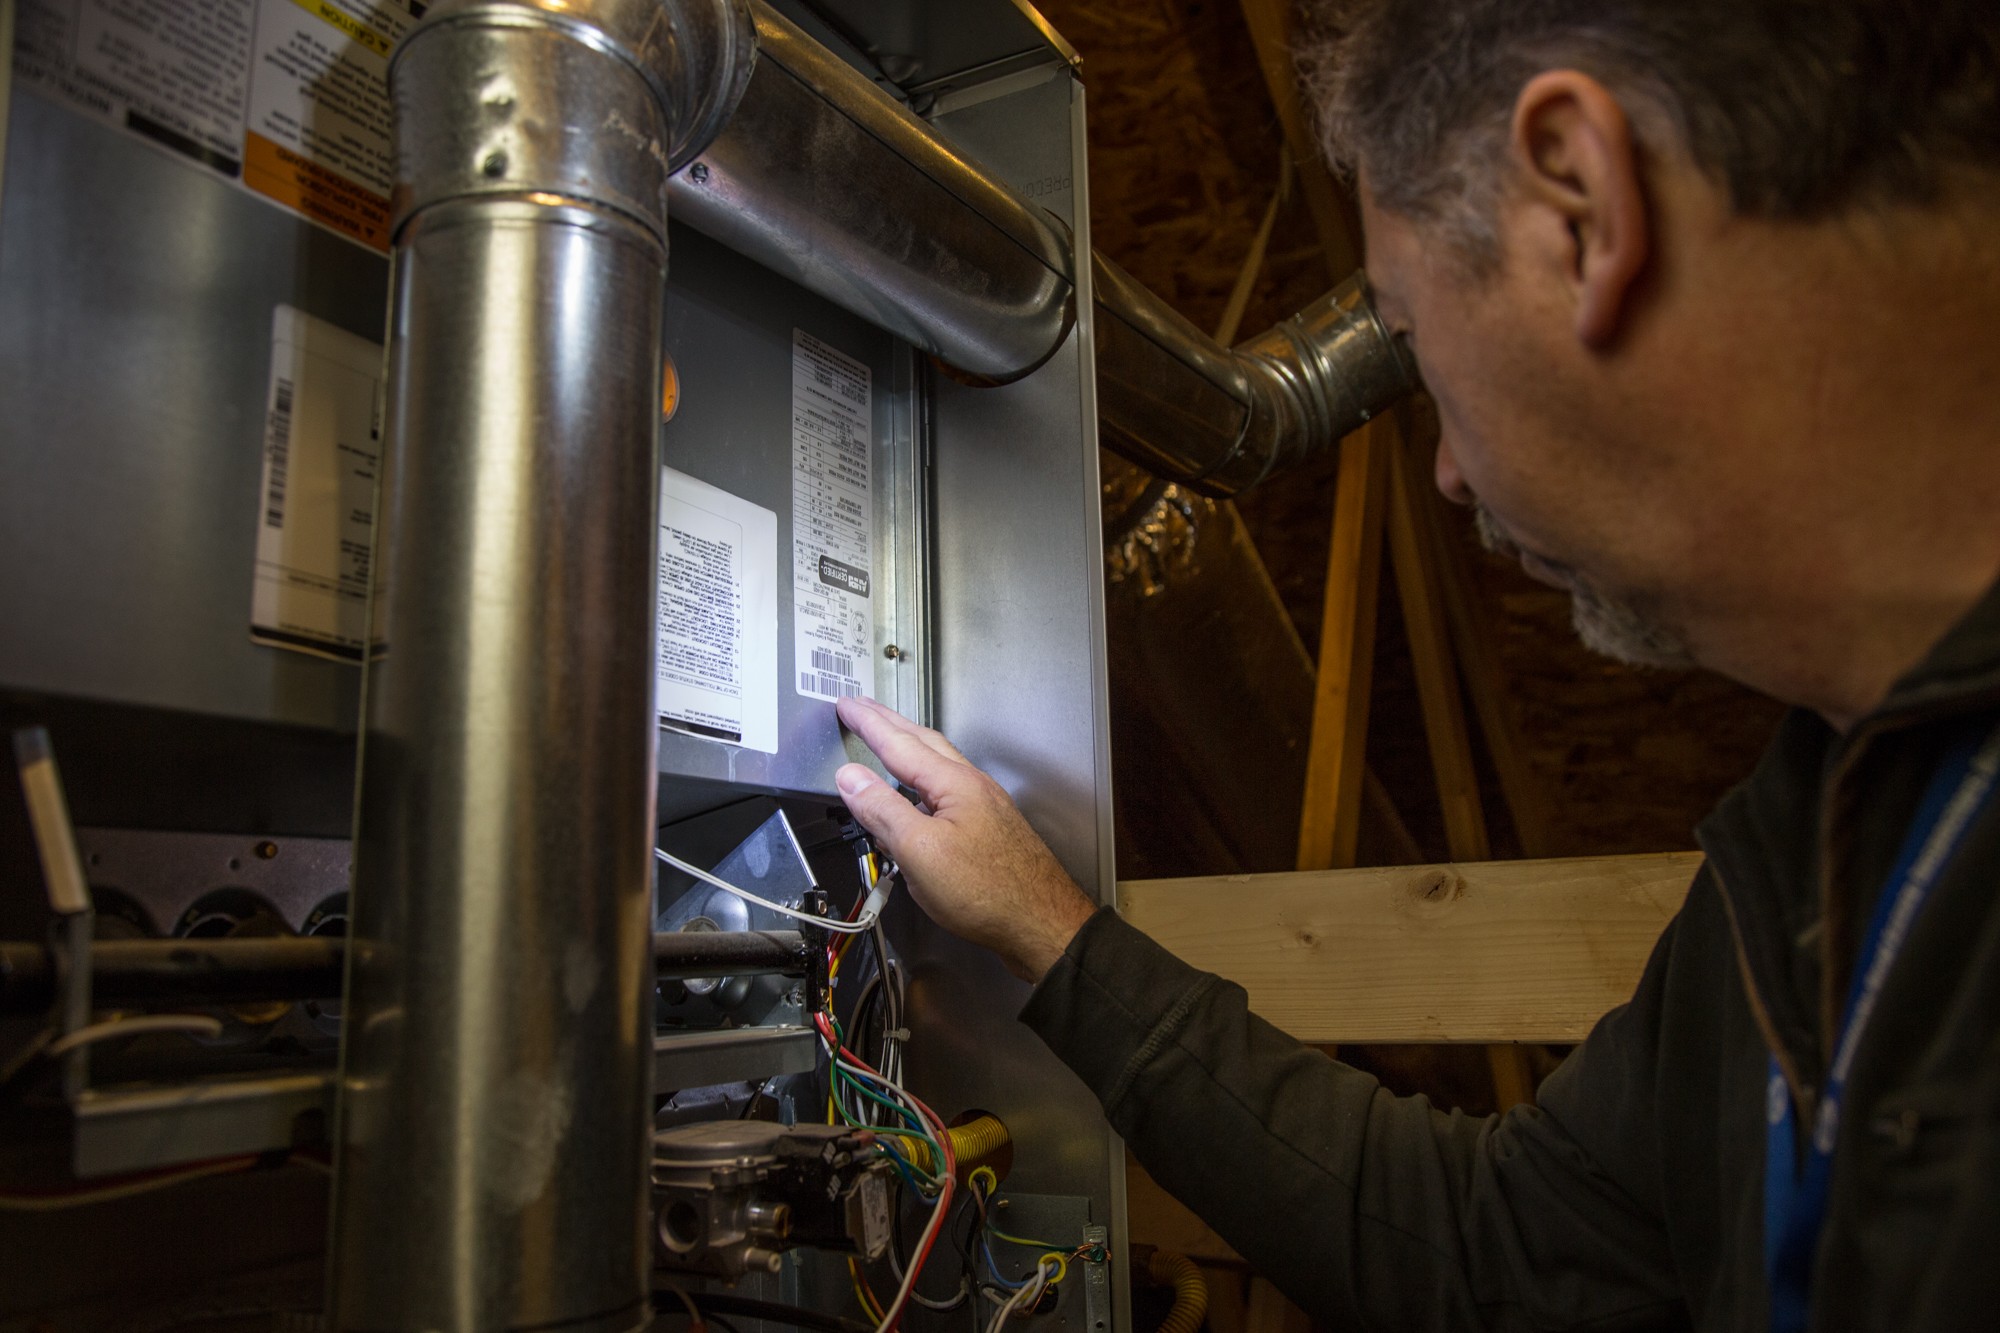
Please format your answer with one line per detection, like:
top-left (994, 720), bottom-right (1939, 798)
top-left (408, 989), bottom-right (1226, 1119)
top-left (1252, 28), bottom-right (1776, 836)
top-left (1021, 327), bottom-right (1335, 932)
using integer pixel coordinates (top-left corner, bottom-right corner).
top-left (334, 3), bottom-right (753, 1331)
top-left (1093, 254), bottom-right (1419, 497)
top-left (668, 1), bottom-right (1076, 382)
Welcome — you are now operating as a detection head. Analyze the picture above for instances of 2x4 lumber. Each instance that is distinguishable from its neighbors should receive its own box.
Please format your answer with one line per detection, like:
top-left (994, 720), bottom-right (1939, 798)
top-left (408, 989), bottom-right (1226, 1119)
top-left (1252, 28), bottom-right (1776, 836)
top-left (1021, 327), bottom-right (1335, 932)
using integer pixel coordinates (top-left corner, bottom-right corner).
top-left (1386, 440), bottom-right (1489, 862)
top-left (1118, 852), bottom-right (1701, 1044)
top-left (1296, 418), bottom-right (1392, 871)
top-left (1409, 458), bottom-right (1557, 858)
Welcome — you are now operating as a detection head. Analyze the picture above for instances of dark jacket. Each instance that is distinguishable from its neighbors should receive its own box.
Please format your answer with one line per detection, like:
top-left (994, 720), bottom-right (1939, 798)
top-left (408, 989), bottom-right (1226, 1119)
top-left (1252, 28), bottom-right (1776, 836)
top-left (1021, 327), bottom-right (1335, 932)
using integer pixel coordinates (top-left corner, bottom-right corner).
top-left (1022, 579), bottom-right (2000, 1331)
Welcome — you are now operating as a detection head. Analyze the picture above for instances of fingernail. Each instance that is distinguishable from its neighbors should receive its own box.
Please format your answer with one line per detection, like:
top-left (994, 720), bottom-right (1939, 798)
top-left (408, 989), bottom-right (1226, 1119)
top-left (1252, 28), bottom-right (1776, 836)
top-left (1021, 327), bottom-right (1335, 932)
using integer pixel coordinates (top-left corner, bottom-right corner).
top-left (835, 764), bottom-right (877, 796)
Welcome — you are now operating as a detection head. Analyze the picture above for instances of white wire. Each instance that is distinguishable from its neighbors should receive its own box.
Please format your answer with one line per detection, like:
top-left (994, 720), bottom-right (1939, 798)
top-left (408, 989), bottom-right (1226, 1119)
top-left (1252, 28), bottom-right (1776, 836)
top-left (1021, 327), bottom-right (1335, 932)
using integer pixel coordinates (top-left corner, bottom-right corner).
top-left (872, 920), bottom-right (906, 1088)
top-left (983, 1255), bottom-right (1061, 1333)
top-left (871, 1085), bottom-right (954, 1333)
top-left (45, 1014), bottom-right (224, 1057)
top-left (655, 847), bottom-right (881, 933)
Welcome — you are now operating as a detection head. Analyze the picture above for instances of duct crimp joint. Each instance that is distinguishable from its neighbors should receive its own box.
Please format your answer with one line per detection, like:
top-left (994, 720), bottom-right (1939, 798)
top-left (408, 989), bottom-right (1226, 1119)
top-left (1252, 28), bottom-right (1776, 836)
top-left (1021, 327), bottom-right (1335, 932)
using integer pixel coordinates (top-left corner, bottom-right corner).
top-left (1232, 271), bottom-right (1419, 487)
top-left (390, 0), bottom-right (758, 246)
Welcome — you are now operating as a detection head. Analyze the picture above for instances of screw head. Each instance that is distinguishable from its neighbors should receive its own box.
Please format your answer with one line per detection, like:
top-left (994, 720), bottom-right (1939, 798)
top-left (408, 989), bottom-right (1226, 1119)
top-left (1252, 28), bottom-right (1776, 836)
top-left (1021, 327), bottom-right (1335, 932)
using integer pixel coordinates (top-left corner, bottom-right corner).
top-left (689, 161), bottom-right (711, 184)
top-left (255, 841), bottom-right (279, 860)
top-left (883, 644), bottom-right (903, 660)
top-left (481, 151), bottom-right (508, 178)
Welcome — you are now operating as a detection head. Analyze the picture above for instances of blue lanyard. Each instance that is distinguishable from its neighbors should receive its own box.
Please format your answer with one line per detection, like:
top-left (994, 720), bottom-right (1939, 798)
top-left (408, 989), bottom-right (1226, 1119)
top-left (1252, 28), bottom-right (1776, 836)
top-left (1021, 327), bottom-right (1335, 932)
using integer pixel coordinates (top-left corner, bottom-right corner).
top-left (1764, 722), bottom-right (2000, 1333)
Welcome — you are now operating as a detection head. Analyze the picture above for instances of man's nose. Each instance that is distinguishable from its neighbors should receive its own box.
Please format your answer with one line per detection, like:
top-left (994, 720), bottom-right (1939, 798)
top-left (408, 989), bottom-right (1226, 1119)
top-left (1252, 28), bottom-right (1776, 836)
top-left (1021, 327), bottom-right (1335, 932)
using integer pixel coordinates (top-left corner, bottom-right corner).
top-left (1433, 432), bottom-right (1474, 506)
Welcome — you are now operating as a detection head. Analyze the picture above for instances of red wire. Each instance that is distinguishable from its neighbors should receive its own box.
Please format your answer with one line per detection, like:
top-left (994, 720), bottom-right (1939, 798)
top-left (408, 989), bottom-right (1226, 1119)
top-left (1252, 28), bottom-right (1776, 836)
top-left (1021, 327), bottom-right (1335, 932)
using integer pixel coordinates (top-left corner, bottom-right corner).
top-left (818, 1012), bottom-right (957, 1333)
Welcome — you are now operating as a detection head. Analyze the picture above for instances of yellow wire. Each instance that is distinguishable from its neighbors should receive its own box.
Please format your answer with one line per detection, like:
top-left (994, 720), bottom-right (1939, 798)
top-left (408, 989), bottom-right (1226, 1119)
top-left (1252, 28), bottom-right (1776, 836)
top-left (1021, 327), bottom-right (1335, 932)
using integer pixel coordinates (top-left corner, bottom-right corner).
top-left (848, 1256), bottom-right (886, 1322)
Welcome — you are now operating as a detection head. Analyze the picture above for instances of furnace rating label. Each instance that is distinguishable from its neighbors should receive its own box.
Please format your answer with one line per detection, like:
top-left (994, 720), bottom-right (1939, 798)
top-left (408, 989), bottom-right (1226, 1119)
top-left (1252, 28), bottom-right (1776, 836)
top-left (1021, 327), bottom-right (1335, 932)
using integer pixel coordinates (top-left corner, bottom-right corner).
top-left (250, 305), bottom-right (383, 660)
top-left (13, 0), bottom-right (414, 252)
top-left (791, 330), bottom-right (876, 704)
top-left (657, 469), bottom-right (779, 754)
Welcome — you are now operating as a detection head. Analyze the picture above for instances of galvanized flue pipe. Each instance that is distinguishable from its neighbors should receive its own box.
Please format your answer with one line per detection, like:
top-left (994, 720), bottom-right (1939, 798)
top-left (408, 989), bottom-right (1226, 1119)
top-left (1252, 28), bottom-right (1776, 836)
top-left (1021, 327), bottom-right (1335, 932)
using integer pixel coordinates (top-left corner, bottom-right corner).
top-left (335, 2), bottom-right (753, 1331)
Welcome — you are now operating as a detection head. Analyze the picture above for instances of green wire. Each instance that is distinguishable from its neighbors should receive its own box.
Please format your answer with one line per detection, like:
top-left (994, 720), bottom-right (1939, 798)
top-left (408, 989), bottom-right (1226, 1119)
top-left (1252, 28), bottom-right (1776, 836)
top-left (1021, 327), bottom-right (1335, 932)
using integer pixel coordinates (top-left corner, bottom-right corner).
top-left (836, 1064), bottom-right (925, 1133)
top-left (987, 1224), bottom-right (1075, 1251)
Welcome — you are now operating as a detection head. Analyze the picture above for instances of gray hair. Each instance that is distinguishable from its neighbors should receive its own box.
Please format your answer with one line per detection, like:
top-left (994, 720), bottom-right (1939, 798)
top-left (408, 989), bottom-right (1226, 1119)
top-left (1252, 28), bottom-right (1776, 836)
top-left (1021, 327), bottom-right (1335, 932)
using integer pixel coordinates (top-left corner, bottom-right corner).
top-left (1302, 0), bottom-right (2000, 264)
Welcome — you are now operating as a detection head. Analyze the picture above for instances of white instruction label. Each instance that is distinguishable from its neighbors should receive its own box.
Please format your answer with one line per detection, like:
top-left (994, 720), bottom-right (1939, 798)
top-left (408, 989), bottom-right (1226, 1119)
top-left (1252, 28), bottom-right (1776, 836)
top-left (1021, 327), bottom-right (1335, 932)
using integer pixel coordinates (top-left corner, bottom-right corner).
top-left (658, 469), bottom-right (779, 754)
top-left (791, 330), bottom-right (875, 703)
top-left (250, 305), bottom-right (383, 660)
top-left (13, 0), bottom-right (412, 252)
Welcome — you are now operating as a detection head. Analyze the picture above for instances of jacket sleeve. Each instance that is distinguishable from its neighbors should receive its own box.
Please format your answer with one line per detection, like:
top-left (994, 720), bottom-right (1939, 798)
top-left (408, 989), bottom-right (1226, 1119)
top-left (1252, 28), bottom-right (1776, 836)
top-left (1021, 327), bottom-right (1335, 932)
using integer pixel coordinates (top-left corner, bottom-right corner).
top-left (1018, 907), bottom-right (1690, 1332)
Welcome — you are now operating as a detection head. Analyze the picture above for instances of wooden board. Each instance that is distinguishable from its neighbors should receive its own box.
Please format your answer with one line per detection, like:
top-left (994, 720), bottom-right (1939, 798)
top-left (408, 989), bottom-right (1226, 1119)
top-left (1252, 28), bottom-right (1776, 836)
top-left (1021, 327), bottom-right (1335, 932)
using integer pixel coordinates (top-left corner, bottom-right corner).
top-left (1119, 852), bottom-right (1701, 1043)
top-left (1295, 419), bottom-right (1391, 871)
top-left (1387, 440), bottom-right (1488, 863)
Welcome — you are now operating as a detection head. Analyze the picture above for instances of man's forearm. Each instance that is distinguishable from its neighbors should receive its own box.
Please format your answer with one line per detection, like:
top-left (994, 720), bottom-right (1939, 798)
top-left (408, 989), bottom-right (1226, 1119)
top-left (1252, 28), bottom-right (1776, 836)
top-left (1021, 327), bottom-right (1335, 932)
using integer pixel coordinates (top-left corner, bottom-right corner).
top-left (1021, 909), bottom-right (1684, 1329)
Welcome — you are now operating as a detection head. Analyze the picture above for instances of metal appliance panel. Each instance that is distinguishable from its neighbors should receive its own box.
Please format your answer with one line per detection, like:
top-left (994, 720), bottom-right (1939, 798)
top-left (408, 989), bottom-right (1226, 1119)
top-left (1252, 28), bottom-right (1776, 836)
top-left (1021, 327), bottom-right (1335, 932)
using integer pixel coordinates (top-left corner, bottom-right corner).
top-left (656, 224), bottom-right (927, 811)
top-left (0, 91), bottom-right (926, 810)
top-left (900, 66), bottom-right (1129, 1333)
top-left (0, 96), bottom-right (383, 731)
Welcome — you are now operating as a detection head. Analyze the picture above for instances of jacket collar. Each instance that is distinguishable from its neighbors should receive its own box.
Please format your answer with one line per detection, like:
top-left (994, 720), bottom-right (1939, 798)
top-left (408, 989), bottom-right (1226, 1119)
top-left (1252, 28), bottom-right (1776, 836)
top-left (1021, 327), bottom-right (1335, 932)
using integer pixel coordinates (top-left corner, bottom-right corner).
top-left (1873, 573), bottom-right (2000, 719)
top-left (1695, 573), bottom-right (2000, 1098)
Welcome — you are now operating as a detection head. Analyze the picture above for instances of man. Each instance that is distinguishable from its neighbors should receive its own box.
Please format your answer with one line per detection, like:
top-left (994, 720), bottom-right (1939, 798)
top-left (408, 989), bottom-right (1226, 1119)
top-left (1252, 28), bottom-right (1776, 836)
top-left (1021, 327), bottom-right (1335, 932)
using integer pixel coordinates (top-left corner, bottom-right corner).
top-left (835, 0), bottom-right (2000, 1327)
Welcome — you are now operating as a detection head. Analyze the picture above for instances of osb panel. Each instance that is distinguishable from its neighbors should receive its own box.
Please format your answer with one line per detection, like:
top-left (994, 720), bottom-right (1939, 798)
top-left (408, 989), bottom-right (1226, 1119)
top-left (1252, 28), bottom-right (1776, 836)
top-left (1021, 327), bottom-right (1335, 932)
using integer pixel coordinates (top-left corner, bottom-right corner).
top-left (1042, 0), bottom-right (1334, 339)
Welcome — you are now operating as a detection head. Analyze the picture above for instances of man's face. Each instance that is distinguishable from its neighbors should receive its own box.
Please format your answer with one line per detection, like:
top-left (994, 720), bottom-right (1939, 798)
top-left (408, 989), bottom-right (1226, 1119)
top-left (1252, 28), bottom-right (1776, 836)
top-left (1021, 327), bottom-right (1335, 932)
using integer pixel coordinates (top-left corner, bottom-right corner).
top-left (1358, 181), bottom-right (1698, 669)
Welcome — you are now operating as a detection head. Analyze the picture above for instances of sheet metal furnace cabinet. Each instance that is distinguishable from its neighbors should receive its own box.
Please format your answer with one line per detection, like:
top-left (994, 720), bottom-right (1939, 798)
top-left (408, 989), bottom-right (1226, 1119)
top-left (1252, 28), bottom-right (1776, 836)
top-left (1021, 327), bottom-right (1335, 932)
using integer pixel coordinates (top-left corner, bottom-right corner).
top-left (0, 0), bottom-right (1126, 1327)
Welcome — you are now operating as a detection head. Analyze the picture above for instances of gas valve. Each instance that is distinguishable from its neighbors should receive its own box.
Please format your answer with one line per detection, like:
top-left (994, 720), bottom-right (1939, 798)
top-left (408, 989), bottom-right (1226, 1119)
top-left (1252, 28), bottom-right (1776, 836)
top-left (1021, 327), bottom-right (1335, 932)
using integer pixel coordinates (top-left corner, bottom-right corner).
top-left (652, 1120), bottom-right (893, 1279)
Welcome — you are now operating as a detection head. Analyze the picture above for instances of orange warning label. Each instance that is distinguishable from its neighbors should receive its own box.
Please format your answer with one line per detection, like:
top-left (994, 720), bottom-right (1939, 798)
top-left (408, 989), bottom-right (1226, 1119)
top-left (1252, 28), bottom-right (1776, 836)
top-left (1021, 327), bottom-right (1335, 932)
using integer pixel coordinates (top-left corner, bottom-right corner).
top-left (244, 130), bottom-right (392, 254)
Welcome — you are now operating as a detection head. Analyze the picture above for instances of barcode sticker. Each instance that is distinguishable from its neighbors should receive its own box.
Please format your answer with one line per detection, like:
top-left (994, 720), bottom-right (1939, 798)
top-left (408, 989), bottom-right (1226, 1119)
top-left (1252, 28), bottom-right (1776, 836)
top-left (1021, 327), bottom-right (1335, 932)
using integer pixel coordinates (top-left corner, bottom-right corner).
top-left (249, 305), bottom-right (384, 661)
top-left (791, 330), bottom-right (876, 704)
top-left (810, 647), bottom-right (855, 677)
top-left (264, 379), bottom-right (294, 529)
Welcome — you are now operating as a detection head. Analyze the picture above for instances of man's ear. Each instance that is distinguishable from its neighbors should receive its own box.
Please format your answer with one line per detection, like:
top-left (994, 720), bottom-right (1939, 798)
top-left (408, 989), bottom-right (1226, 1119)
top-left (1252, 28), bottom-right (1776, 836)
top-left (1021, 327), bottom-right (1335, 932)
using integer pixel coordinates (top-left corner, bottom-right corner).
top-left (1508, 71), bottom-right (1651, 347)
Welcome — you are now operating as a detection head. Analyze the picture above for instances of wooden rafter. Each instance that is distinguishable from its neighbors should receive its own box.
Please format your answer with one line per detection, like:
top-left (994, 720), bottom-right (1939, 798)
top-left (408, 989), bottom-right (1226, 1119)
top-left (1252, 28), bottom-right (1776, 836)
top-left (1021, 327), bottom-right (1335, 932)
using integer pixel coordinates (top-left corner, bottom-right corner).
top-left (1295, 416), bottom-right (1391, 872)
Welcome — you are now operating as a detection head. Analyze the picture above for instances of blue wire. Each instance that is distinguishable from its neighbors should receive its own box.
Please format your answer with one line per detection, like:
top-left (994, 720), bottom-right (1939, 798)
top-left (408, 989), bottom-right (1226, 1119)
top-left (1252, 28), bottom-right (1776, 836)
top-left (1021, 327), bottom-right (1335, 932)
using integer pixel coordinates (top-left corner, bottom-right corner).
top-left (979, 1231), bottom-right (1029, 1289)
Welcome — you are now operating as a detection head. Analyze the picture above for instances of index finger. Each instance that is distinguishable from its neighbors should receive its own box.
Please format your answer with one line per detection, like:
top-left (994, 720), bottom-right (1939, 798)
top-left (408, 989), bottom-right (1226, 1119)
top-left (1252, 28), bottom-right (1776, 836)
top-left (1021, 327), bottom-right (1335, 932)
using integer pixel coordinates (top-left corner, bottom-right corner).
top-left (838, 696), bottom-right (969, 764)
top-left (838, 699), bottom-right (973, 804)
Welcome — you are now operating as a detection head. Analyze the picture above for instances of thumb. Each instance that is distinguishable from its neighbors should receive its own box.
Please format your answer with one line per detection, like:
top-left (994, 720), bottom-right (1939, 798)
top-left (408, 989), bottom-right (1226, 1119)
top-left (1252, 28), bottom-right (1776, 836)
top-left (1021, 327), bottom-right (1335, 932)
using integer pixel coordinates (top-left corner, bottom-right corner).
top-left (835, 763), bottom-right (926, 856)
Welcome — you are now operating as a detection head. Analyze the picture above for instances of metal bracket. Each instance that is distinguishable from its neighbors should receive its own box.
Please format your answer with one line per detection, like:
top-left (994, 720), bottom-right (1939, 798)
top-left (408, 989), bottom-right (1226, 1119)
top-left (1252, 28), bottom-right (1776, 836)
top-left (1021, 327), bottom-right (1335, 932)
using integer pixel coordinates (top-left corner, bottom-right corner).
top-left (72, 1071), bottom-right (334, 1177)
top-left (1082, 1224), bottom-right (1111, 1333)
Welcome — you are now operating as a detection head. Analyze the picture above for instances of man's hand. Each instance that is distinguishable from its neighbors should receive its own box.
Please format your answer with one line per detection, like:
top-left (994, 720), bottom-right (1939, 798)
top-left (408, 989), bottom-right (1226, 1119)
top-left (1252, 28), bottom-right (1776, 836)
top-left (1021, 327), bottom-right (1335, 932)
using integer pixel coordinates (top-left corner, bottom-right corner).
top-left (832, 696), bottom-right (1099, 983)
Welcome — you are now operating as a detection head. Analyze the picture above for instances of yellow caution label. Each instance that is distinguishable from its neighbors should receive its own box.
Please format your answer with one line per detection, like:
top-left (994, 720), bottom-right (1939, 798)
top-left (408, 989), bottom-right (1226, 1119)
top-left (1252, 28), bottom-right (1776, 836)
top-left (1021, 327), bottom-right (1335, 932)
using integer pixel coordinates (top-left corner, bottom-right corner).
top-left (290, 0), bottom-right (397, 60)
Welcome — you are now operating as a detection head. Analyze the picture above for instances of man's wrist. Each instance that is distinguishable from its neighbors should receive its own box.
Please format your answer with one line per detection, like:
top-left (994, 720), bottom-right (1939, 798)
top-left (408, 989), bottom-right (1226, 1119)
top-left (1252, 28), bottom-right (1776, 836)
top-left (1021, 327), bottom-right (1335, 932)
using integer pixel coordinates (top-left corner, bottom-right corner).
top-left (1013, 887), bottom-right (1100, 983)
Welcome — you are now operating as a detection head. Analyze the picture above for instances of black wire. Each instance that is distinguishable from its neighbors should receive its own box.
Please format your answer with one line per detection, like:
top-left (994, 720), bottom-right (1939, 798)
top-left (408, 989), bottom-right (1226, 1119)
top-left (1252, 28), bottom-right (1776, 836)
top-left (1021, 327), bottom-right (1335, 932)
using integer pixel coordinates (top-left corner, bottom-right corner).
top-left (884, 1166), bottom-right (978, 1313)
top-left (858, 923), bottom-right (902, 1071)
top-left (850, 975), bottom-right (885, 1068)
